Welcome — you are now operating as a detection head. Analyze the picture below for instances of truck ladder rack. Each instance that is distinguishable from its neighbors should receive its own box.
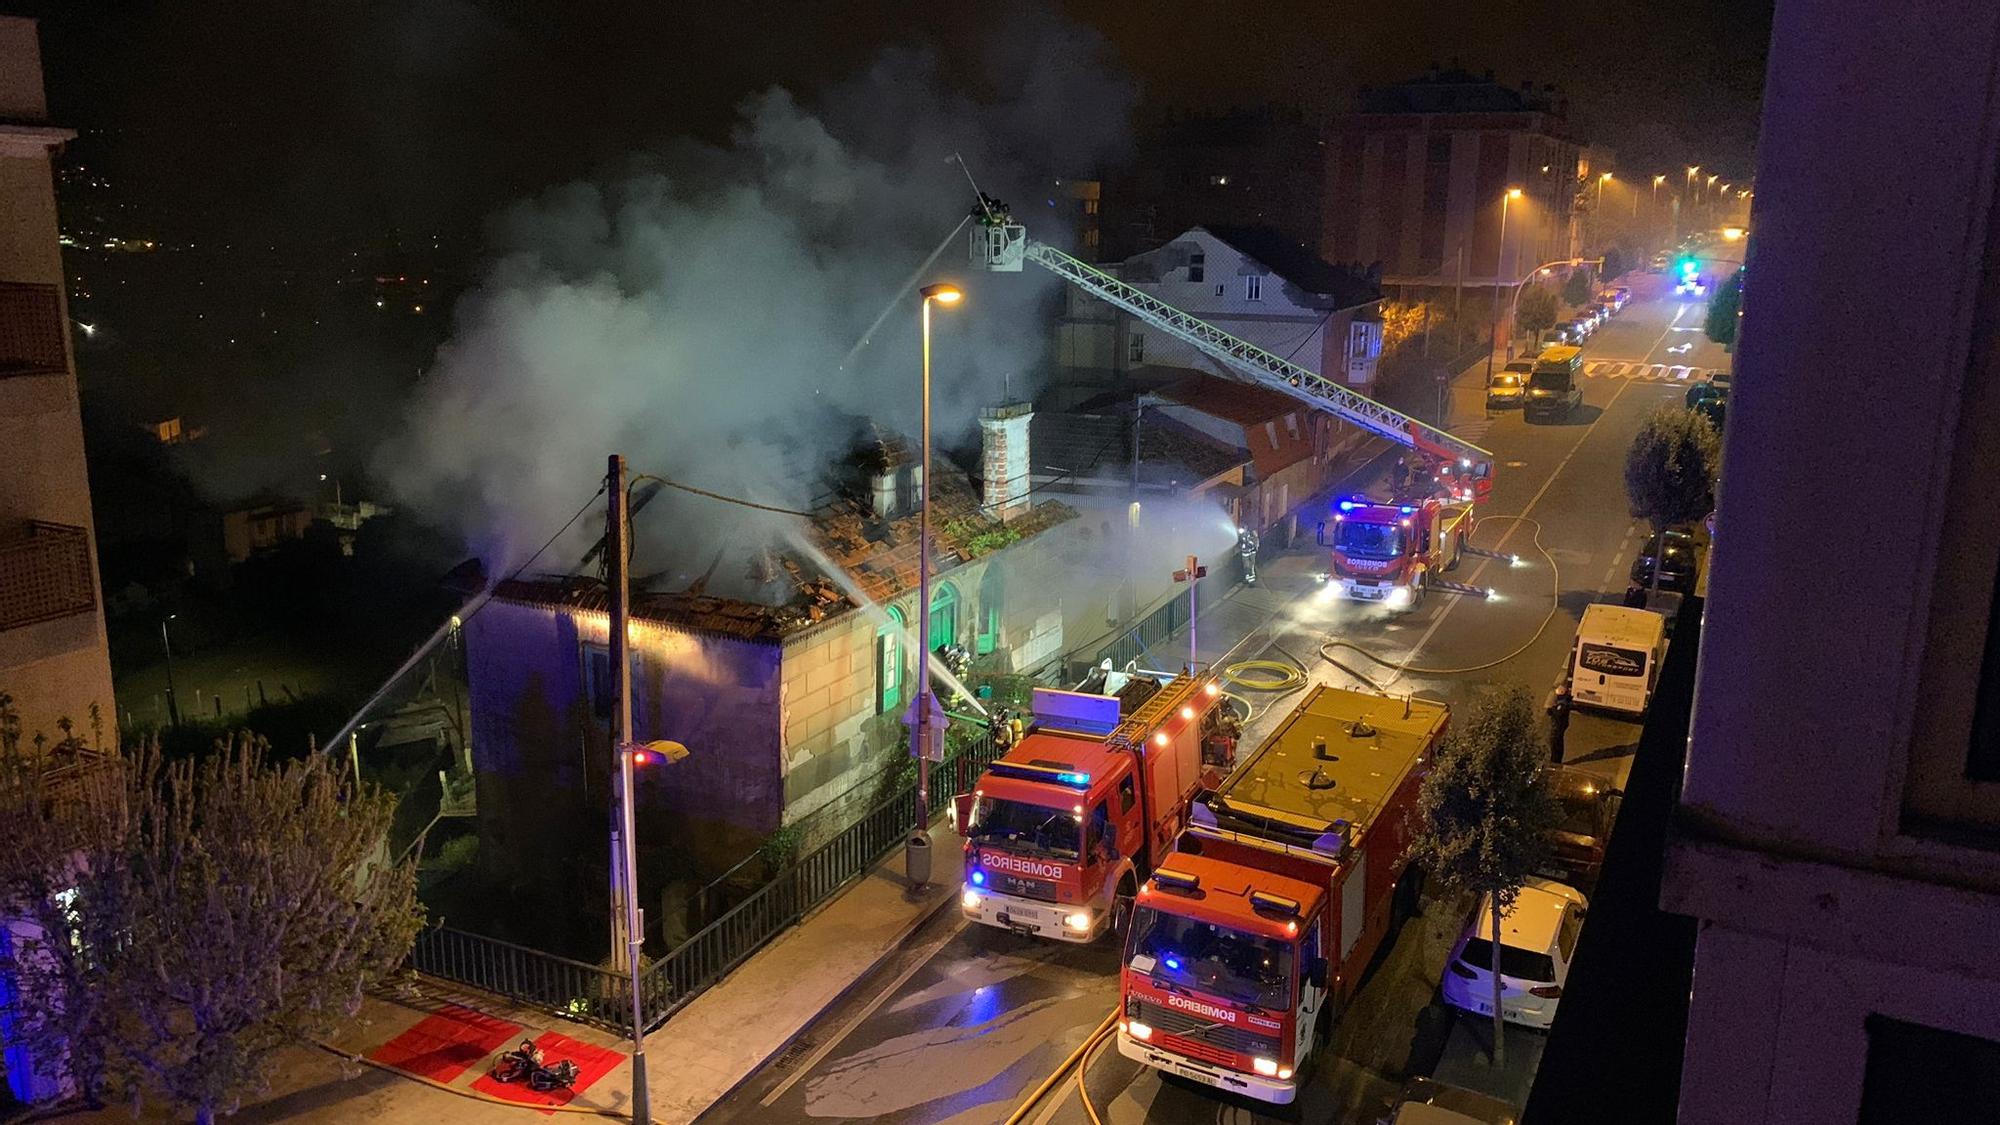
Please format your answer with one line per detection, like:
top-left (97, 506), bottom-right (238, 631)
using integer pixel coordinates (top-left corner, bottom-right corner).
top-left (1107, 672), bottom-right (1204, 751)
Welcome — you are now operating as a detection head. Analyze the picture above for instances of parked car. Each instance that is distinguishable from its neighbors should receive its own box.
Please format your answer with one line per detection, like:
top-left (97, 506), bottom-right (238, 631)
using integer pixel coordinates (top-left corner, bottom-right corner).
top-left (1601, 287), bottom-right (1630, 312)
top-left (1488, 361), bottom-right (1532, 408)
top-left (1631, 528), bottom-right (1700, 594)
top-left (1648, 252), bottom-right (1671, 273)
top-left (1540, 765), bottom-right (1622, 888)
top-left (1564, 316), bottom-right (1594, 340)
top-left (1381, 1077), bottom-right (1519, 1125)
top-left (1440, 878), bottom-right (1588, 1030)
top-left (1582, 303), bottom-right (1609, 326)
top-left (1539, 324), bottom-right (1579, 349)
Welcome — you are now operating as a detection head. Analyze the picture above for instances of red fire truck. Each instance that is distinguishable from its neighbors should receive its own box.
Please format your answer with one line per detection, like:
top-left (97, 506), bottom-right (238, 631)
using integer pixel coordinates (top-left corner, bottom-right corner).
top-left (1116, 685), bottom-right (1447, 1104)
top-left (953, 668), bottom-right (1236, 943)
top-left (1324, 495), bottom-right (1475, 611)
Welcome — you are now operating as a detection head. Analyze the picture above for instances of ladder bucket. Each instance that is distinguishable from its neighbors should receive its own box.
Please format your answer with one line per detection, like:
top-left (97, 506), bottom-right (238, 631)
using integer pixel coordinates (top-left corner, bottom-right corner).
top-left (972, 224), bottom-right (1026, 272)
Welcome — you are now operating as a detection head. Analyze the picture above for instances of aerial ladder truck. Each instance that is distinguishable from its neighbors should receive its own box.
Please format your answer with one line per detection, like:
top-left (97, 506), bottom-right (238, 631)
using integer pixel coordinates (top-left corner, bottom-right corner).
top-left (967, 200), bottom-right (1496, 505)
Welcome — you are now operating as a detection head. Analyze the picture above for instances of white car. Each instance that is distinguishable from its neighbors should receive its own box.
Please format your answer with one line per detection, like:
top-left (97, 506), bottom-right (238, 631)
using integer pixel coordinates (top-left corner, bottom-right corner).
top-left (1439, 878), bottom-right (1587, 1030)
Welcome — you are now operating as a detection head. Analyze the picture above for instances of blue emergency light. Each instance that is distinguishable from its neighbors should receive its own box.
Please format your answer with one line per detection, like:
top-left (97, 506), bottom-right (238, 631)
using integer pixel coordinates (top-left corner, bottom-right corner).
top-left (1337, 500), bottom-right (1357, 513)
top-left (971, 869), bottom-right (986, 886)
top-left (1399, 505), bottom-right (1415, 515)
top-left (1057, 771), bottom-right (1091, 787)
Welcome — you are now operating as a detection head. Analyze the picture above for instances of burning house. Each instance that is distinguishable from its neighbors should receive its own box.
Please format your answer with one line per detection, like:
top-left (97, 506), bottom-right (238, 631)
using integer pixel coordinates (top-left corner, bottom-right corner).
top-left (462, 412), bottom-right (1092, 893)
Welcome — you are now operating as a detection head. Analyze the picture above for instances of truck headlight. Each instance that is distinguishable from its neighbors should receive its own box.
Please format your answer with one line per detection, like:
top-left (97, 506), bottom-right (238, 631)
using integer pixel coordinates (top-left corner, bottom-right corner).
top-left (1253, 1057), bottom-right (1279, 1076)
top-left (962, 889), bottom-right (982, 910)
top-left (1065, 912), bottom-right (1092, 932)
top-left (1386, 586), bottom-right (1413, 608)
top-left (1127, 1020), bottom-right (1153, 1041)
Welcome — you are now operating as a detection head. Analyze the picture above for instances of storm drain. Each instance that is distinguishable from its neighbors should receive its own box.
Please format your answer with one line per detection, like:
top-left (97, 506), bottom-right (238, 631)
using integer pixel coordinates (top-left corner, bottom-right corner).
top-left (770, 1037), bottom-right (818, 1073)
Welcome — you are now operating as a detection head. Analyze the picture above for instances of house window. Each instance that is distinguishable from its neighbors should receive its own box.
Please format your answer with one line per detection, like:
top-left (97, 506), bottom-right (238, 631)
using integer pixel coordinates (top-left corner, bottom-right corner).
top-left (1859, 1015), bottom-right (2000, 1124)
top-left (976, 604), bottom-right (1001, 655)
top-left (1187, 252), bottom-right (1205, 284)
top-left (1245, 275), bottom-right (1263, 302)
top-left (877, 607), bottom-right (906, 715)
top-left (1285, 413), bottom-right (1300, 440)
top-left (0, 282), bottom-right (68, 379)
top-left (1208, 174), bottom-right (1230, 187)
top-left (1128, 332), bottom-right (1145, 364)
top-left (1215, 284), bottom-right (1226, 297)
top-left (929, 583), bottom-right (959, 649)
top-left (1083, 198), bottom-right (1099, 215)
top-left (581, 642), bottom-right (642, 722)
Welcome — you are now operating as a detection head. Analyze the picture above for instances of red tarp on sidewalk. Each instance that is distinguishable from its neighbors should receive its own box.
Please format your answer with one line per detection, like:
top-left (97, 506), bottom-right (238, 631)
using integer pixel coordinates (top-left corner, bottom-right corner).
top-left (469, 1031), bottom-right (625, 1113)
top-left (365, 1004), bottom-right (523, 1084)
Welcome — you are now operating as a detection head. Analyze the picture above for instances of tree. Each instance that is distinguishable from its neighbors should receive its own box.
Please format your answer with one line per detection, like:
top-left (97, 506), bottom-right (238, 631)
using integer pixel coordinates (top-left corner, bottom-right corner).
top-left (1600, 246), bottom-right (1628, 280)
top-left (0, 722), bottom-right (424, 1122)
top-left (1705, 267), bottom-right (1745, 348)
top-left (1625, 405), bottom-right (1722, 596)
top-left (1405, 685), bottom-right (1562, 1066)
top-left (1560, 268), bottom-right (1593, 307)
top-left (1377, 300), bottom-right (1433, 354)
top-left (1516, 286), bottom-right (1559, 335)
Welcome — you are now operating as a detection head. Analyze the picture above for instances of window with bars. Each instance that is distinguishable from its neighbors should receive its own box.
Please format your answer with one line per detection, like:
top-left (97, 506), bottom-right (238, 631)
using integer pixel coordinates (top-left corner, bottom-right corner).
top-left (0, 282), bottom-right (67, 378)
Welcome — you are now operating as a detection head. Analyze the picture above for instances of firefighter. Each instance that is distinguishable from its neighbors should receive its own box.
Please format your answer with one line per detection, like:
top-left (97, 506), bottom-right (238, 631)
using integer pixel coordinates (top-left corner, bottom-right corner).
top-left (1547, 683), bottom-right (1573, 764)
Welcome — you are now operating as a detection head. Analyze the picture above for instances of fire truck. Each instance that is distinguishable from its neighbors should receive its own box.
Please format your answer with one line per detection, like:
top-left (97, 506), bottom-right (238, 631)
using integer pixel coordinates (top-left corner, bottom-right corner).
top-left (1323, 495), bottom-right (1478, 611)
top-left (953, 666), bottom-right (1237, 942)
top-left (1115, 685), bottom-right (1447, 1104)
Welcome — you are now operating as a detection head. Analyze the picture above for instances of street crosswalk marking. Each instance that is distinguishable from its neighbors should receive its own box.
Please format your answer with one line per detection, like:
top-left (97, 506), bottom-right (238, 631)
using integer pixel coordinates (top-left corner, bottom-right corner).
top-left (1451, 419), bottom-right (1493, 444)
top-left (1581, 359), bottom-right (1723, 383)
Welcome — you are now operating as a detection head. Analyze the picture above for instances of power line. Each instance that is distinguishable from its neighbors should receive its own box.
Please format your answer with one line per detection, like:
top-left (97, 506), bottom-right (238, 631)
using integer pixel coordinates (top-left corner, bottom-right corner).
top-left (628, 473), bottom-right (818, 518)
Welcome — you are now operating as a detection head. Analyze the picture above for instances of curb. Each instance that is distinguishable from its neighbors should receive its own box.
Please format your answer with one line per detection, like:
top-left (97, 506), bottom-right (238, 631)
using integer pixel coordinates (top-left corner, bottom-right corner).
top-left (682, 814), bottom-right (962, 1124)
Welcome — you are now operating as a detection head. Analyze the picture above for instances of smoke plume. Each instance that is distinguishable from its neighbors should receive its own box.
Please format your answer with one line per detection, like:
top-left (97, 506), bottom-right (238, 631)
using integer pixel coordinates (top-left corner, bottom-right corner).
top-left (381, 19), bottom-right (1135, 594)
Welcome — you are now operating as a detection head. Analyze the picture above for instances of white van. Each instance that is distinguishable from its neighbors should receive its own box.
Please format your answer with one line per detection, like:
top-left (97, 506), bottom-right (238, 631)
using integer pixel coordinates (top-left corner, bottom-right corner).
top-left (1569, 604), bottom-right (1668, 716)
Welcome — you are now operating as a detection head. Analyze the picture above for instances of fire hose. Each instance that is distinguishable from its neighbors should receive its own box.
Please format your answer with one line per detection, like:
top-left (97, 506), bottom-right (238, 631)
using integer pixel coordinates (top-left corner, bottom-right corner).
top-left (1003, 1009), bottom-right (1118, 1125)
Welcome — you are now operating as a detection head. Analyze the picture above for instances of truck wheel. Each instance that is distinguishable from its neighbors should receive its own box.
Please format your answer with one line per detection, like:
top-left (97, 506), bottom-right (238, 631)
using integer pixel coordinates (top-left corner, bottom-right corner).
top-left (1408, 572), bottom-right (1426, 611)
top-left (1447, 533), bottom-right (1464, 572)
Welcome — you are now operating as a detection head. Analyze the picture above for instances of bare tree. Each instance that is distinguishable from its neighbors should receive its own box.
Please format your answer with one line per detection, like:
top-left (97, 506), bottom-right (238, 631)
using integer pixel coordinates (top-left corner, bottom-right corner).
top-left (1625, 405), bottom-right (1722, 596)
top-left (0, 712), bottom-right (423, 1123)
top-left (1405, 685), bottom-right (1562, 1066)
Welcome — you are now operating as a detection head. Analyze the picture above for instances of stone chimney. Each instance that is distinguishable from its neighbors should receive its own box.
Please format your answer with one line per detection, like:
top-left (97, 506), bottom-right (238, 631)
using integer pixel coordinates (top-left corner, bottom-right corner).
top-left (978, 402), bottom-right (1034, 521)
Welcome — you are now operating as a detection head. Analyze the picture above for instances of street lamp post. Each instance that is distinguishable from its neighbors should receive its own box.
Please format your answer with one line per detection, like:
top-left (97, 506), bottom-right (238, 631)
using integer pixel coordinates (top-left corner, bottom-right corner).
top-left (1596, 172), bottom-right (1612, 246)
top-left (1485, 188), bottom-right (1524, 383)
top-left (906, 282), bottom-right (962, 889)
top-left (160, 614), bottom-right (180, 728)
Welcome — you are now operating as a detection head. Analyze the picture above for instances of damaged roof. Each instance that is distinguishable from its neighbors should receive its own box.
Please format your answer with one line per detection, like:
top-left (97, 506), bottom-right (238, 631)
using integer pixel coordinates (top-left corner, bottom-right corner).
top-left (1197, 225), bottom-right (1381, 311)
top-left (494, 433), bottom-right (1076, 642)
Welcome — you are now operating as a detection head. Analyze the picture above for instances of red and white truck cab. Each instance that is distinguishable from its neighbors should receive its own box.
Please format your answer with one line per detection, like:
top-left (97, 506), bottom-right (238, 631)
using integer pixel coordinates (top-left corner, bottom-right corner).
top-left (1117, 685), bottom-right (1446, 1104)
top-left (955, 669), bottom-right (1235, 943)
top-left (1324, 495), bottom-right (1473, 611)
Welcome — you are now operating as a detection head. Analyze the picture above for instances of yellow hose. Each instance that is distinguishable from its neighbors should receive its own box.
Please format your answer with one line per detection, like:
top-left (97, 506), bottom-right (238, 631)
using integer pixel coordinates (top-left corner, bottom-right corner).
top-left (1322, 515), bottom-right (1563, 680)
top-left (1075, 1020), bottom-right (1114, 1125)
top-left (1221, 659), bottom-right (1306, 692)
top-left (1005, 1010), bottom-right (1118, 1125)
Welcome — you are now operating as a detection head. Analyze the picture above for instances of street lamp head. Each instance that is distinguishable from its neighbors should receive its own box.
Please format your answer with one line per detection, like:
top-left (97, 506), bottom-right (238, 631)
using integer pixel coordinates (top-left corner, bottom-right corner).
top-left (920, 283), bottom-right (963, 305)
top-left (1654, 174), bottom-right (1667, 185)
top-left (1600, 172), bottom-right (1613, 182)
top-left (1689, 165), bottom-right (1700, 175)
top-left (1505, 187), bottom-right (1524, 199)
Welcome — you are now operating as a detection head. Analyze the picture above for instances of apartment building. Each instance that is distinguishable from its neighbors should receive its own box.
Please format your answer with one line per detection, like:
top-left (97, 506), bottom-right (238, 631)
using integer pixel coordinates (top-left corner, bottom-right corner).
top-left (0, 17), bottom-right (114, 749)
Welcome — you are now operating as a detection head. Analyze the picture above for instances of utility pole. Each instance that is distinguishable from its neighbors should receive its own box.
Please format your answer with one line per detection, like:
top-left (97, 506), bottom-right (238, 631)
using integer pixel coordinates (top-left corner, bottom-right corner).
top-left (1173, 556), bottom-right (1207, 671)
top-left (160, 614), bottom-right (180, 728)
top-left (605, 453), bottom-right (650, 1124)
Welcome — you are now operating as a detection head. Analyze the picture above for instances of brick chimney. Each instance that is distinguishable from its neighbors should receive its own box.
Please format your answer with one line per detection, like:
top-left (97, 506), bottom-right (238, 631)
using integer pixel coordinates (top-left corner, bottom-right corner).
top-left (979, 402), bottom-right (1034, 521)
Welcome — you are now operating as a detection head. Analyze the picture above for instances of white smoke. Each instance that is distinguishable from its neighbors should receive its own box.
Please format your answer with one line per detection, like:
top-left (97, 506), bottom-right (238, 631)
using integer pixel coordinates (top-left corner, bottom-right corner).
top-left (381, 23), bottom-right (1135, 594)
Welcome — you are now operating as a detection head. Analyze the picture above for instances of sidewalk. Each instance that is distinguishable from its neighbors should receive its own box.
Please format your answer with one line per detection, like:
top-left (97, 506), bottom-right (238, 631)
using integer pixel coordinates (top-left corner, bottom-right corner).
top-left (647, 816), bottom-right (963, 1124)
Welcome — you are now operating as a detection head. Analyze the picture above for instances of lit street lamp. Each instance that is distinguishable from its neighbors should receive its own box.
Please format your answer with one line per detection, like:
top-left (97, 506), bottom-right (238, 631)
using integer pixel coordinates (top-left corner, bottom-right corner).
top-left (906, 281), bottom-right (962, 888)
top-left (1485, 187), bottom-right (1524, 385)
top-left (160, 613), bottom-right (180, 728)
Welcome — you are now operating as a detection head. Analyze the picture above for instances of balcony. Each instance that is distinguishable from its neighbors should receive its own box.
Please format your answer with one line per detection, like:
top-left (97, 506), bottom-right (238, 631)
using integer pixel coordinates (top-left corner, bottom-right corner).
top-left (0, 521), bottom-right (96, 632)
top-left (0, 281), bottom-right (68, 379)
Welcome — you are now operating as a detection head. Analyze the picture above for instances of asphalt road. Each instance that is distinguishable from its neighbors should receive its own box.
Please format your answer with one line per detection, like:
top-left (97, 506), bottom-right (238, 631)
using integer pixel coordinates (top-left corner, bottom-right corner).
top-left (701, 269), bottom-right (1721, 1125)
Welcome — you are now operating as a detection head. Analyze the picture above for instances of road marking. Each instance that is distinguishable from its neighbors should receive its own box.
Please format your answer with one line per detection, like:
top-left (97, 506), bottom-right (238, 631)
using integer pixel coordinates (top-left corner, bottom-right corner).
top-left (1390, 375), bottom-right (1642, 680)
top-left (757, 914), bottom-right (969, 1106)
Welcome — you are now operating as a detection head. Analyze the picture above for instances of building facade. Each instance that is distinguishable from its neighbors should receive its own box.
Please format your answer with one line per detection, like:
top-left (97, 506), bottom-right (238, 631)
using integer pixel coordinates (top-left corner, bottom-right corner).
top-left (1323, 68), bottom-right (1581, 302)
top-left (0, 17), bottom-right (114, 750)
top-left (1054, 224), bottom-right (1383, 407)
top-left (1661, 4), bottom-right (2000, 1121)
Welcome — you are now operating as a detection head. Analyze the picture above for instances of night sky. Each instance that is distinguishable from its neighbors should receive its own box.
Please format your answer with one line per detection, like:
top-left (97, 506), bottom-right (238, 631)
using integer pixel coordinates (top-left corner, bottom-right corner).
top-left (17, 0), bottom-right (1770, 250)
